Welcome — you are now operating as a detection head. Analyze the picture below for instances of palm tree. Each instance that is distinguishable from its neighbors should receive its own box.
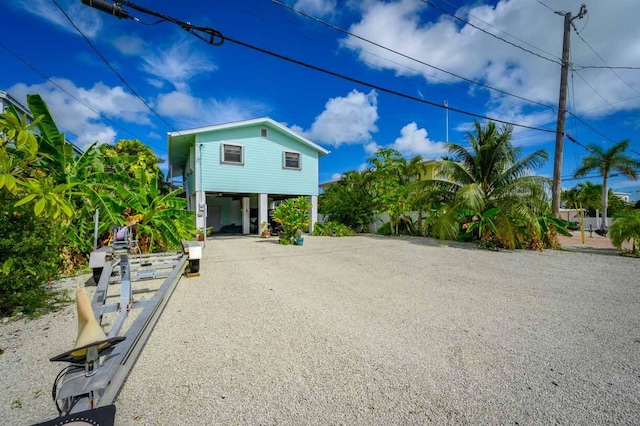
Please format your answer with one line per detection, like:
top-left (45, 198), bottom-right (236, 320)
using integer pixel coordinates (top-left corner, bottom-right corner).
top-left (573, 140), bottom-right (640, 229)
top-left (430, 121), bottom-right (549, 248)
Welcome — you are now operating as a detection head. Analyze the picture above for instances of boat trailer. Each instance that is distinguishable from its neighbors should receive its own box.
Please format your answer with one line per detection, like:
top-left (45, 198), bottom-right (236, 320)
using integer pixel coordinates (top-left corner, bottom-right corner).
top-left (34, 227), bottom-right (202, 425)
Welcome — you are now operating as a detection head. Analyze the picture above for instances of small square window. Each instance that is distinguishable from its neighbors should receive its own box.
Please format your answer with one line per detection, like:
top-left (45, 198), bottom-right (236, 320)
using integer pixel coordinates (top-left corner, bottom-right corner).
top-left (260, 128), bottom-right (268, 138)
top-left (222, 144), bottom-right (243, 165)
top-left (284, 151), bottom-right (301, 169)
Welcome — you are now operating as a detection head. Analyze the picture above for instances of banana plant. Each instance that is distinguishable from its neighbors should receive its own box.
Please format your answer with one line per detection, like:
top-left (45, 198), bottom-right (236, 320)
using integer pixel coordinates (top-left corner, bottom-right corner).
top-left (461, 207), bottom-right (500, 240)
top-left (118, 169), bottom-right (196, 253)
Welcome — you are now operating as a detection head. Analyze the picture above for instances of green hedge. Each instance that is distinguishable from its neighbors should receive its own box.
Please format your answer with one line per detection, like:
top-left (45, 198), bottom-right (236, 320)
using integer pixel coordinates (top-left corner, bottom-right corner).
top-left (0, 199), bottom-right (64, 316)
top-left (314, 221), bottom-right (356, 237)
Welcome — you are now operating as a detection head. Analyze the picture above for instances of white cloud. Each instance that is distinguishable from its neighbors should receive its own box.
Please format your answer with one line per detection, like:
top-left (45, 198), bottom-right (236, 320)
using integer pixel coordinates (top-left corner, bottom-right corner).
top-left (8, 79), bottom-right (151, 148)
top-left (155, 91), bottom-right (267, 129)
top-left (358, 162), bottom-right (369, 172)
top-left (111, 35), bottom-right (147, 56)
top-left (364, 141), bottom-right (381, 155)
top-left (13, 0), bottom-right (103, 38)
top-left (392, 122), bottom-right (447, 158)
top-left (141, 39), bottom-right (217, 91)
top-left (299, 89), bottom-right (379, 146)
top-left (331, 172), bottom-right (343, 180)
top-left (292, 0), bottom-right (337, 17)
top-left (345, 0), bottom-right (640, 120)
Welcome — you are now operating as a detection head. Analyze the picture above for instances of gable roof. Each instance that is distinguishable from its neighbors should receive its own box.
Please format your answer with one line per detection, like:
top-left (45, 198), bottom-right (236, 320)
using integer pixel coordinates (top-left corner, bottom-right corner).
top-left (168, 117), bottom-right (330, 155)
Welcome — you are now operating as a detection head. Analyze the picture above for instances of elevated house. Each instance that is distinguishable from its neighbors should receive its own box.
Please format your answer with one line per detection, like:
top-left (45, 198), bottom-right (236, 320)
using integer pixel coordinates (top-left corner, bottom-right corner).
top-left (167, 117), bottom-right (329, 235)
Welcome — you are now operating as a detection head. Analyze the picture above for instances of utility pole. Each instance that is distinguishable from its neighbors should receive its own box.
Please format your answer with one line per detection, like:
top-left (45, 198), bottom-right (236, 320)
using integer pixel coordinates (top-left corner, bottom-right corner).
top-left (551, 4), bottom-right (587, 218)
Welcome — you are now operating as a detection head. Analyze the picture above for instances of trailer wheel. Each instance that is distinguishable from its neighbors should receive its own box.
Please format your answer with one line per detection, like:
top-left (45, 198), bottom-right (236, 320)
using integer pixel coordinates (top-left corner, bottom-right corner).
top-left (92, 267), bottom-right (103, 285)
top-left (187, 259), bottom-right (200, 274)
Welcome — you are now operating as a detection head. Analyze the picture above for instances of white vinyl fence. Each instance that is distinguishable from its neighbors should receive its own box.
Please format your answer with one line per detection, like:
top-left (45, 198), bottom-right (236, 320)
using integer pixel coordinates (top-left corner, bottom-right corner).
top-left (319, 212), bottom-right (615, 234)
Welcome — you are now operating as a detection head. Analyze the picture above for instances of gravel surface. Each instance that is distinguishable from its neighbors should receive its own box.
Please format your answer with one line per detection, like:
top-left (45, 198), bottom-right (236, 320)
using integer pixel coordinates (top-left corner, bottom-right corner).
top-left (2, 235), bottom-right (639, 425)
top-left (0, 274), bottom-right (92, 425)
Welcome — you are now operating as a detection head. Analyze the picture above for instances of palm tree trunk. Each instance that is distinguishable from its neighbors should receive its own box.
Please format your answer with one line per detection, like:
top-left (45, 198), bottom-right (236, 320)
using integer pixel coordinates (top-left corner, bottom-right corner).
top-left (601, 174), bottom-right (608, 229)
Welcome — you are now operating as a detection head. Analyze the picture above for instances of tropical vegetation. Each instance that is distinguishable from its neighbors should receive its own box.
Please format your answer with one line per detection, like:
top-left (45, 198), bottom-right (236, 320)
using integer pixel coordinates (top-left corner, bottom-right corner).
top-left (271, 196), bottom-right (310, 244)
top-left (573, 140), bottom-right (640, 229)
top-left (313, 221), bottom-right (356, 237)
top-left (320, 120), bottom-right (575, 250)
top-left (562, 181), bottom-right (631, 218)
top-left (608, 209), bottom-right (640, 256)
top-left (0, 94), bottom-right (195, 316)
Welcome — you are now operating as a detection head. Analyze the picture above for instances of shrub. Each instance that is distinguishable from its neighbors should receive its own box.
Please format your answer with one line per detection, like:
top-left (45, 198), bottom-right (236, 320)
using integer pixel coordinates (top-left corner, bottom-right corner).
top-left (314, 221), bottom-right (356, 237)
top-left (272, 197), bottom-right (310, 243)
top-left (0, 199), bottom-right (65, 316)
top-left (376, 219), bottom-right (417, 236)
top-left (376, 222), bottom-right (392, 235)
top-left (609, 210), bottom-right (640, 256)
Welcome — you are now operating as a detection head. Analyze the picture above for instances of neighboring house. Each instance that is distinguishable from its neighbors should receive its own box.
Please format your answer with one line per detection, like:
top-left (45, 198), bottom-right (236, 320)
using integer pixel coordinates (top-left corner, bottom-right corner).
top-left (612, 191), bottom-right (631, 203)
top-left (1, 89), bottom-right (84, 156)
top-left (558, 208), bottom-right (586, 223)
top-left (167, 117), bottom-right (330, 235)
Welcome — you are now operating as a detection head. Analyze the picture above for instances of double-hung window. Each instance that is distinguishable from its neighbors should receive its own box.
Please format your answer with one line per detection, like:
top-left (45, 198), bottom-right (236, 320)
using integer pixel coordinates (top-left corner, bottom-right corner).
top-left (283, 151), bottom-right (301, 170)
top-left (221, 143), bottom-right (243, 165)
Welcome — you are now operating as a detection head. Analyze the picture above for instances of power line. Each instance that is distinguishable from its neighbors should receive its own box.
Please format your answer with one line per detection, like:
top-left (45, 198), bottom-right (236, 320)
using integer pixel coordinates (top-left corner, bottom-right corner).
top-left (561, 173), bottom-right (618, 181)
top-left (221, 0), bottom-right (488, 110)
top-left (436, 0), bottom-right (640, 73)
top-left (270, 0), bottom-right (556, 111)
top-left (438, 0), bottom-right (562, 61)
top-left (535, 0), bottom-right (556, 13)
top-left (418, 0), bottom-right (562, 66)
top-left (0, 41), bottom-right (148, 146)
top-left (52, 0), bottom-right (181, 140)
top-left (83, 1), bottom-right (559, 134)
top-left (224, 35), bottom-right (556, 132)
top-left (227, 0), bottom-right (492, 111)
top-left (574, 65), bottom-right (640, 71)
top-left (566, 112), bottom-right (615, 143)
top-left (573, 70), bottom-right (612, 107)
top-left (572, 27), bottom-right (640, 98)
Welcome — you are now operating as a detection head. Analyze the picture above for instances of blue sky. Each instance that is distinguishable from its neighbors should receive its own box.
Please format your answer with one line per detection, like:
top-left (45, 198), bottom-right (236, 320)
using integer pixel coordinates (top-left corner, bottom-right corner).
top-left (2, 0), bottom-right (639, 199)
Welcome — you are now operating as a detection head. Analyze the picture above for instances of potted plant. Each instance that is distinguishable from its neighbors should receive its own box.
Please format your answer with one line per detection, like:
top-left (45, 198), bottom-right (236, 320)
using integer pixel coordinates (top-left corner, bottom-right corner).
top-left (260, 221), bottom-right (270, 238)
top-left (271, 197), bottom-right (310, 245)
top-left (295, 228), bottom-right (304, 246)
top-left (196, 226), bottom-right (212, 241)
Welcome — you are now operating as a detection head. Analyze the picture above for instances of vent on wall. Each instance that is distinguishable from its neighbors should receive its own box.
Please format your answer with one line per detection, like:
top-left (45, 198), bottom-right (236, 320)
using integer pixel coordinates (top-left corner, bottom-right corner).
top-left (260, 128), bottom-right (268, 138)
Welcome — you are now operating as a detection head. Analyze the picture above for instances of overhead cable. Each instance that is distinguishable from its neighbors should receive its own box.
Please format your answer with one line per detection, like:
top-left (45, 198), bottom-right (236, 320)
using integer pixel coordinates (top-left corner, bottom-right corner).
top-left (418, 0), bottom-right (562, 66)
top-left (52, 0), bottom-right (182, 139)
top-left (81, 0), bottom-right (559, 133)
top-left (438, 0), bottom-right (562, 61)
top-left (0, 41), bottom-right (146, 145)
top-left (270, 0), bottom-right (556, 111)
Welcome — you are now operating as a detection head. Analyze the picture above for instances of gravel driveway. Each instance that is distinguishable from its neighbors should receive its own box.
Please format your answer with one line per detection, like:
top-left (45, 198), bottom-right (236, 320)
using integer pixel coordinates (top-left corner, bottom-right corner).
top-left (111, 235), bottom-right (640, 425)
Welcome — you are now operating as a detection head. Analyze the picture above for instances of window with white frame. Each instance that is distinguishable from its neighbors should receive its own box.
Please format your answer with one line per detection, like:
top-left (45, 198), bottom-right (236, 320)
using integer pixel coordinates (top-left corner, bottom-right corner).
top-left (283, 151), bottom-right (301, 170)
top-left (221, 143), bottom-right (244, 165)
top-left (260, 128), bottom-right (268, 138)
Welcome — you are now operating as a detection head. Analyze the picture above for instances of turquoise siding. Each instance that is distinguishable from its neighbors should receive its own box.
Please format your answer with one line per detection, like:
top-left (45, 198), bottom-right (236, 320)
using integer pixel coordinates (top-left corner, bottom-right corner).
top-left (196, 124), bottom-right (319, 196)
top-left (208, 197), bottom-right (237, 225)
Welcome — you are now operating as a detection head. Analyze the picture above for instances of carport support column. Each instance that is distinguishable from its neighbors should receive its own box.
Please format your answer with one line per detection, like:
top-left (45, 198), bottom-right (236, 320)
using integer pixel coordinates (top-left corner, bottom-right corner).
top-left (258, 193), bottom-right (268, 235)
top-left (309, 195), bottom-right (318, 234)
top-left (196, 191), bottom-right (206, 232)
top-left (242, 197), bottom-right (250, 235)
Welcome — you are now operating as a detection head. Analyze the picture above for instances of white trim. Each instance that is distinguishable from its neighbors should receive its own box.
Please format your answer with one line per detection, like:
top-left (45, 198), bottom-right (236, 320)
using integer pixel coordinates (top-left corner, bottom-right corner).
top-left (283, 150), bottom-right (301, 170)
top-left (168, 117), bottom-right (330, 155)
top-left (221, 143), bottom-right (244, 165)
